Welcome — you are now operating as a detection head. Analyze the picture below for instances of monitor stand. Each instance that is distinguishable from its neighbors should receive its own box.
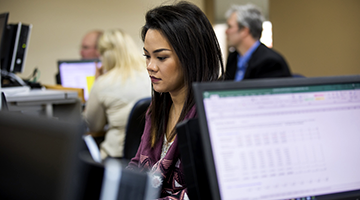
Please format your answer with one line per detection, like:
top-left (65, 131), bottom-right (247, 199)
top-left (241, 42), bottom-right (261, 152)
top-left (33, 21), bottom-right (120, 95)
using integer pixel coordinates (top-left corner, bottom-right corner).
top-left (1, 69), bottom-right (27, 87)
top-left (1, 70), bottom-right (30, 96)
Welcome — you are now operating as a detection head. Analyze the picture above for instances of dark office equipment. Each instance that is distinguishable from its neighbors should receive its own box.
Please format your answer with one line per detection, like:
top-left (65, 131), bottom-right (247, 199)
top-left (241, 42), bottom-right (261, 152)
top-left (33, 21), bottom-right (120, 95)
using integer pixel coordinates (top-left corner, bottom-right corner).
top-left (78, 153), bottom-right (159, 200)
top-left (176, 118), bottom-right (212, 200)
top-left (1, 20), bottom-right (32, 87)
top-left (100, 159), bottom-right (159, 200)
top-left (0, 12), bottom-right (9, 61)
top-left (78, 151), bottom-right (105, 200)
top-left (1, 22), bottom-right (32, 73)
top-left (0, 111), bottom-right (85, 200)
top-left (123, 97), bottom-right (151, 160)
top-left (193, 75), bottom-right (360, 200)
top-left (1, 92), bottom-right (8, 110)
top-left (117, 168), bottom-right (154, 200)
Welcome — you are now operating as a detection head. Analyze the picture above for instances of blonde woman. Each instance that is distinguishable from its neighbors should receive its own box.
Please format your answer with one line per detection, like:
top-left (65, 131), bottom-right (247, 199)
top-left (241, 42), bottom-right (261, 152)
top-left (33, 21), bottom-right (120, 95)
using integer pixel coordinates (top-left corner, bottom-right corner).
top-left (83, 29), bottom-right (151, 159)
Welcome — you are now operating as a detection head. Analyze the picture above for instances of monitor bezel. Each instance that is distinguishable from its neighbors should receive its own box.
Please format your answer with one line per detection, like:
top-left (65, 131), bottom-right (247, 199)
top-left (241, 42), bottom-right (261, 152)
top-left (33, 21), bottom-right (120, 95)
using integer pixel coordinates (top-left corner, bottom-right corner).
top-left (0, 12), bottom-right (9, 69)
top-left (57, 59), bottom-right (101, 65)
top-left (192, 75), bottom-right (360, 200)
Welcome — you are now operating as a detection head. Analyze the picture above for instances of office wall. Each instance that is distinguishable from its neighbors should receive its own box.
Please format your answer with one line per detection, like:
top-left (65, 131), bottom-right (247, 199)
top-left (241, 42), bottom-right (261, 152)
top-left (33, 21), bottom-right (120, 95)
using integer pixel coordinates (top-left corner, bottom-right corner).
top-left (0, 0), bottom-right (203, 85)
top-left (270, 0), bottom-right (360, 77)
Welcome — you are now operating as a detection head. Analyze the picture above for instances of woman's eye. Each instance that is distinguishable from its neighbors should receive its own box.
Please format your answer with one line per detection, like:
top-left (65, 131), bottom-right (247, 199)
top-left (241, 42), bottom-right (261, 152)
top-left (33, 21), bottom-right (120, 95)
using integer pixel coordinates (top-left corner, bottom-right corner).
top-left (143, 54), bottom-right (150, 59)
top-left (158, 57), bottom-right (167, 61)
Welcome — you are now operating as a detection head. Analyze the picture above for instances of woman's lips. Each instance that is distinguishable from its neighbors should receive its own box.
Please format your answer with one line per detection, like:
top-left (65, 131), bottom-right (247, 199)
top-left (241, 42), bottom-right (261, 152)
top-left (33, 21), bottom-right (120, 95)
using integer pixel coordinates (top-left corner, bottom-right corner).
top-left (150, 76), bottom-right (161, 83)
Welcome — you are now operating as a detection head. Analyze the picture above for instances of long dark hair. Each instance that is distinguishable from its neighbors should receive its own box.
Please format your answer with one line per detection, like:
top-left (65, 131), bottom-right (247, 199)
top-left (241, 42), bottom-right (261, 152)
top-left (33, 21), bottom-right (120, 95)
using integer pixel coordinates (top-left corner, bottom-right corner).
top-left (142, 1), bottom-right (224, 147)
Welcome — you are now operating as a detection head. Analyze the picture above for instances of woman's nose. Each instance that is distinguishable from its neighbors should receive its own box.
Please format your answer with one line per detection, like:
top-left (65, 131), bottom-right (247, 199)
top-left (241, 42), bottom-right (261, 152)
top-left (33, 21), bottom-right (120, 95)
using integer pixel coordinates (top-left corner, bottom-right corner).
top-left (147, 59), bottom-right (157, 72)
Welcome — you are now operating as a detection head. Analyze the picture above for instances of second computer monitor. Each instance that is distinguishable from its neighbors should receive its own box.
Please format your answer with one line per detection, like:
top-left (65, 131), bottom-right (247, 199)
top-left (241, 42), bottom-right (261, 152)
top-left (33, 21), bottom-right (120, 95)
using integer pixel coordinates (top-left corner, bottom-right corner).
top-left (193, 75), bottom-right (360, 200)
top-left (58, 59), bottom-right (101, 101)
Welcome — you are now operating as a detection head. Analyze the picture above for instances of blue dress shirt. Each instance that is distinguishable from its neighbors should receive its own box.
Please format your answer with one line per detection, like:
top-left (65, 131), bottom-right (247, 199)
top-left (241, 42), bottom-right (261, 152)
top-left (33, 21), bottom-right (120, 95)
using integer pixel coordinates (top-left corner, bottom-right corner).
top-left (234, 41), bottom-right (261, 81)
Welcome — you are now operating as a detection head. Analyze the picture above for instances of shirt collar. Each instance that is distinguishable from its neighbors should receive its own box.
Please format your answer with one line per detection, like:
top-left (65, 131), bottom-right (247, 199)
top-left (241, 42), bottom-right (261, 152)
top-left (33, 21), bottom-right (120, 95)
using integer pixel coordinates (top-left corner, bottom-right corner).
top-left (240, 40), bottom-right (260, 59)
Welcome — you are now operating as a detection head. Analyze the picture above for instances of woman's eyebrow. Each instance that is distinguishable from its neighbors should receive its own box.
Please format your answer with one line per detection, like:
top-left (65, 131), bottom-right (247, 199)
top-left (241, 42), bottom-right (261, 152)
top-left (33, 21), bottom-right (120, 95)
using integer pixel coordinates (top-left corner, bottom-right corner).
top-left (153, 48), bottom-right (171, 53)
top-left (143, 47), bottom-right (171, 54)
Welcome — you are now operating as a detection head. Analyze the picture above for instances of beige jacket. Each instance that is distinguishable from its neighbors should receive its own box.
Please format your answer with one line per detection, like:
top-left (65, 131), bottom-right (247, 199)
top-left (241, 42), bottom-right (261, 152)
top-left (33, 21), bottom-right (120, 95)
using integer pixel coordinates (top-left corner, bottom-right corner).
top-left (83, 69), bottom-right (151, 158)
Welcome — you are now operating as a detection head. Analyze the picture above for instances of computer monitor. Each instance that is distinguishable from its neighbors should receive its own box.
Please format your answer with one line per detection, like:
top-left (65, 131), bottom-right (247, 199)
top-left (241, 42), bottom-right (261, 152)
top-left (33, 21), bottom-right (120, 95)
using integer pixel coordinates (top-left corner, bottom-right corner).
top-left (0, 13), bottom-right (6, 107)
top-left (1, 18), bottom-right (32, 87)
top-left (58, 59), bottom-right (101, 101)
top-left (1, 22), bottom-right (32, 73)
top-left (0, 111), bottom-right (85, 200)
top-left (0, 12), bottom-right (9, 66)
top-left (176, 118), bottom-right (212, 200)
top-left (193, 75), bottom-right (360, 200)
top-left (100, 159), bottom-right (159, 200)
top-left (0, 13), bottom-right (9, 94)
top-left (78, 152), bottom-right (159, 200)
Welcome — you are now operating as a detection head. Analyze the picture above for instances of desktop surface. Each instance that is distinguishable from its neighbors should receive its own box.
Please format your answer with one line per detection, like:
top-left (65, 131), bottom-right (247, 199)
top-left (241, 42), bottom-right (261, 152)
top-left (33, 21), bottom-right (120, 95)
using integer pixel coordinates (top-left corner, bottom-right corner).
top-left (193, 75), bottom-right (360, 200)
top-left (2, 88), bottom-right (81, 121)
top-left (3, 87), bottom-right (78, 102)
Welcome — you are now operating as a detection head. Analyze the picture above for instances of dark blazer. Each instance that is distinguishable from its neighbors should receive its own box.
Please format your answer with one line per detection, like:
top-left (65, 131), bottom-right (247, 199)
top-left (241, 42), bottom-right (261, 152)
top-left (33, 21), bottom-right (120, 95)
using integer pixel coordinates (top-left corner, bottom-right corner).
top-left (225, 43), bottom-right (292, 80)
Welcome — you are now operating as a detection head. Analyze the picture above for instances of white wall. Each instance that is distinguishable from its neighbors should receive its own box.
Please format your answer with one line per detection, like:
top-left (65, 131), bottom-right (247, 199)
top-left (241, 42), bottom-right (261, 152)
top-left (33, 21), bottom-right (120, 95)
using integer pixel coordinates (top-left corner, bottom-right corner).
top-left (270, 0), bottom-right (360, 77)
top-left (0, 0), bottom-right (204, 84)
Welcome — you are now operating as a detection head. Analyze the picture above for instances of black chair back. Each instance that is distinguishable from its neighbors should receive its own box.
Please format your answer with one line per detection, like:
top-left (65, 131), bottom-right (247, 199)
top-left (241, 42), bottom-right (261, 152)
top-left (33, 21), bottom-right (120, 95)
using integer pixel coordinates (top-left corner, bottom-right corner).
top-left (123, 97), bottom-right (151, 160)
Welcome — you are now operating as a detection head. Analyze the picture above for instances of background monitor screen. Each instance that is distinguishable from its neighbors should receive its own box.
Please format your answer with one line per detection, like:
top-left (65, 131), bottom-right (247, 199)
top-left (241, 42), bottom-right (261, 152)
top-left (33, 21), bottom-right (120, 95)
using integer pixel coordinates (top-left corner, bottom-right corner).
top-left (193, 75), bottom-right (360, 200)
top-left (58, 59), bottom-right (100, 101)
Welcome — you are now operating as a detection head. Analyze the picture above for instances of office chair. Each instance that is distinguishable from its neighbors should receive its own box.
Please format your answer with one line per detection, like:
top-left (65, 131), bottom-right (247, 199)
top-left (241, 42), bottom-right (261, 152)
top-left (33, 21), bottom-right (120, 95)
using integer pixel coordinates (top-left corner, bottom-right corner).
top-left (123, 97), bottom-right (151, 160)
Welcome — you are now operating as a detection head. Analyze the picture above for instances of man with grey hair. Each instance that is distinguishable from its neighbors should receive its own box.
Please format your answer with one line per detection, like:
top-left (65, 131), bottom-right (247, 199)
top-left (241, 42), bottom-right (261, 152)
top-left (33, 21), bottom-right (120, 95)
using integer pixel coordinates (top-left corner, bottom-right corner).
top-left (80, 30), bottom-right (103, 59)
top-left (55, 30), bottom-right (103, 84)
top-left (224, 4), bottom-right (291, 81)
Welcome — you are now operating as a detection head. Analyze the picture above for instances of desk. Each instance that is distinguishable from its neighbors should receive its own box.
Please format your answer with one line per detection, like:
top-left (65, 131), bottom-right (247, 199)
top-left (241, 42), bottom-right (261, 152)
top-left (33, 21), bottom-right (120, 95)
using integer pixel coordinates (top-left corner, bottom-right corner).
top-left (3, 87), bottom-right (82, 122)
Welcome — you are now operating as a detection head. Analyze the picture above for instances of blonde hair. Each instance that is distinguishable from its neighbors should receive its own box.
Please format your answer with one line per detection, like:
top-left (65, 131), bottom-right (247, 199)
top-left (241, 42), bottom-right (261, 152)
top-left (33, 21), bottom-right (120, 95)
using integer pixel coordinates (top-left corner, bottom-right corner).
top-left (97, 29), bottom-right (145, 80)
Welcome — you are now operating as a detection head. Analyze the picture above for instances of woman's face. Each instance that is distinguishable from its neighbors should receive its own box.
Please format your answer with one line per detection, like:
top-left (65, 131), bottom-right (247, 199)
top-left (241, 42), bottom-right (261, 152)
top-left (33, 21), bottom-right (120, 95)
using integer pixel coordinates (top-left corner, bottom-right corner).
top-left (143, 29), bottom-right (185, 95)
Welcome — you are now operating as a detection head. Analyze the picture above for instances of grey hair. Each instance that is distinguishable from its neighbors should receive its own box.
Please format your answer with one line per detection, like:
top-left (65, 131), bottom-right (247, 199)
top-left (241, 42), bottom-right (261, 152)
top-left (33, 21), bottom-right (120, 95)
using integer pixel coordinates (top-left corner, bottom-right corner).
top-left (225, 4), bottom-right (265, 40)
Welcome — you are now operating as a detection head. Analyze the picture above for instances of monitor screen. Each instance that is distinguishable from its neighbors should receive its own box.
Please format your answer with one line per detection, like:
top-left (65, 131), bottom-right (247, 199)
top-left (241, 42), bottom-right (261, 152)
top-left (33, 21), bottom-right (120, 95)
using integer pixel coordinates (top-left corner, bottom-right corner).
top-left (58, 59), bottom-right (100, 101)
top-left (193, 75), bottom-right (360, 200)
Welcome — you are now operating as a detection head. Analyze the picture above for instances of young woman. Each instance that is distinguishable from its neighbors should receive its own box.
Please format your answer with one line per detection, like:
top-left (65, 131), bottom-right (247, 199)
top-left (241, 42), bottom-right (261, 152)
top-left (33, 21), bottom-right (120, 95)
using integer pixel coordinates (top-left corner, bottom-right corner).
top-left (127, 1), bottom-right (224, 199)
top-left (83, 29), bottom-right (151, 159)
